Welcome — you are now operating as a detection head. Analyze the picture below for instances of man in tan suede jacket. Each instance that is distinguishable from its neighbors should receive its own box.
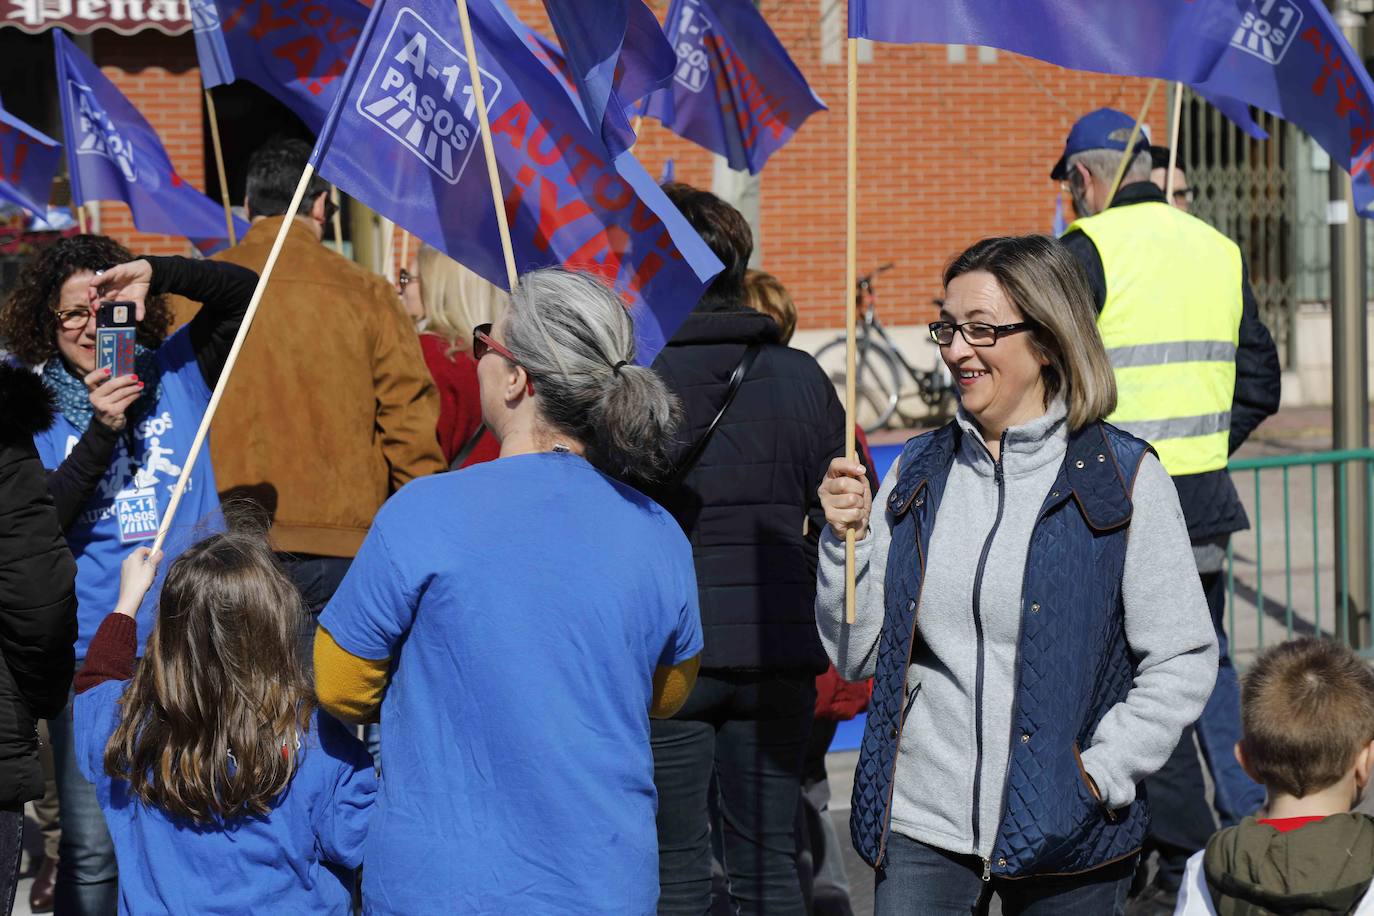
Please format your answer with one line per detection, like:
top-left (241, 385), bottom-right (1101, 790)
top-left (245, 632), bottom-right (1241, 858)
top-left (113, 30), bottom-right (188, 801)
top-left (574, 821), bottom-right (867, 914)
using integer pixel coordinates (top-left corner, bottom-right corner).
top-left (177, 138), bottom-right (445, 615)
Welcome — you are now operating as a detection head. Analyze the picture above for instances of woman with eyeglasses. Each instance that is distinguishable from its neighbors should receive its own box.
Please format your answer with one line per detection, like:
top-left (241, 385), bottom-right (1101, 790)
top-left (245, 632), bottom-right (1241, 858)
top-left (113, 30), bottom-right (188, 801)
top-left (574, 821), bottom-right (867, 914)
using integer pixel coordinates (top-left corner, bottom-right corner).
top-left (397, 244), bottom-right (502, 468)
top-left (0, 233), bottom-right (255, 915)
top-left (816, 236), bottom-right (1217, 915)
top-left (314, 268), bottom-right (703, 915)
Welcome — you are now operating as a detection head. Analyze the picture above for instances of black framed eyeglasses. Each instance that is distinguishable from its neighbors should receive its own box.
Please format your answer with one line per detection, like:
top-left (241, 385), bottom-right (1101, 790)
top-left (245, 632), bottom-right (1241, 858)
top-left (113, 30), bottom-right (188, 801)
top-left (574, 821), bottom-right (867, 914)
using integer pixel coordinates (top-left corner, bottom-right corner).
top-left (54, 306), bottom-right (96, 331)
top-left (397, 268), bottom-right (418, 294)
top-left (928, 320), bottom-right (1032, 347)
top-left (319, 192), bottom-right (338, 224)
top-left (1171, 187), bottom-right (1196, 206)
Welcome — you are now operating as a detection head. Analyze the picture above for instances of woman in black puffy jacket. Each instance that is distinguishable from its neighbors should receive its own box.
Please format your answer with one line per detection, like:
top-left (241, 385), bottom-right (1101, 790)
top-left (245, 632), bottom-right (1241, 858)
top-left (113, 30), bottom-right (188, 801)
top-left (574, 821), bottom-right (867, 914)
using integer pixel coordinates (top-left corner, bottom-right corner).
top-left (0, 363), bottom-right (78, 912)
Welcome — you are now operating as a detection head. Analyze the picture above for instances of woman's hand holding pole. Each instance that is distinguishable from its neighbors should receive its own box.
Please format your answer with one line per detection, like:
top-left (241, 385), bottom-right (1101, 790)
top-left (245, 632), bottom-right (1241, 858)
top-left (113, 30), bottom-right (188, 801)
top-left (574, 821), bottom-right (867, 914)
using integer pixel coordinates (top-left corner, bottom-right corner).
top-left (820, 457), bottom-right (872, 543)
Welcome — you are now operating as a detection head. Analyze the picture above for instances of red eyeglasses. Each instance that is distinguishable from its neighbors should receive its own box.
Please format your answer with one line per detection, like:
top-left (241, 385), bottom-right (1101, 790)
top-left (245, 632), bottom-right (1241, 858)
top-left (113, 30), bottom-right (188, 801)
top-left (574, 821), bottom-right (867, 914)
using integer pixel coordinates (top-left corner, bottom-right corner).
top-left (473, 323), bottom-right (535, 397)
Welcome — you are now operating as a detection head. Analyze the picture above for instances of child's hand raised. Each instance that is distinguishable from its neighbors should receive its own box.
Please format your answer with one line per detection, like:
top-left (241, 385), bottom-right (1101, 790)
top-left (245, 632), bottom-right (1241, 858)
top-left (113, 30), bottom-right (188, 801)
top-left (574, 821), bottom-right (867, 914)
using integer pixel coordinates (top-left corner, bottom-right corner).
top-left (115, 547), bottom-right (163, 618)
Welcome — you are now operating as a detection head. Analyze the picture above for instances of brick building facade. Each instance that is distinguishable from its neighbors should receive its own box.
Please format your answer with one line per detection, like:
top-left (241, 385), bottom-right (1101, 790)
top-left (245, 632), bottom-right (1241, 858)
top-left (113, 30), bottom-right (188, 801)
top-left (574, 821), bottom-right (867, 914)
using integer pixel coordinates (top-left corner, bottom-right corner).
top-left (4, 2), bottom-right (1168, 332)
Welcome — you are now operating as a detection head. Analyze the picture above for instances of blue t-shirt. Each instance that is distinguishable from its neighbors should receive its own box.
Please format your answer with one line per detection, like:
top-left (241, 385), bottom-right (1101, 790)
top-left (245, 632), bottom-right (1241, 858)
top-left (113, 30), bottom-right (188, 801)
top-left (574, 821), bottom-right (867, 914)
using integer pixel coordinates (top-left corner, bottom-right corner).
top-left (319, 452), bottom-right (702, 916)
top-left (32, 329), bottom-right (224, 658)
top-left (74, 680), bottom-right (377, 916)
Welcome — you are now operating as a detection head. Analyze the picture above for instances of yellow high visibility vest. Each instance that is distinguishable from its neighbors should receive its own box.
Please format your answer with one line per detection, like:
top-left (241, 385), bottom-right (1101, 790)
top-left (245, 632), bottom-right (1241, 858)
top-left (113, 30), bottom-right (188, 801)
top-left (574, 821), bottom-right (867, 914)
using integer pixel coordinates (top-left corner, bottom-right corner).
top-left (1069, 201), bottom-right (1243, 476)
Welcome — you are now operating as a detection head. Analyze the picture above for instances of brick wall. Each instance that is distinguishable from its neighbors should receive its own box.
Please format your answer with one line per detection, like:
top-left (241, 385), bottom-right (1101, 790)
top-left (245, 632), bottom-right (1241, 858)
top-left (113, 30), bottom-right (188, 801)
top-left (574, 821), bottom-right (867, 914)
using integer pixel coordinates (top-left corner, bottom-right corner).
top-left (93, 4), bottom-right (1169, 325)
top-left (90, 31), bottom-right (203, 257)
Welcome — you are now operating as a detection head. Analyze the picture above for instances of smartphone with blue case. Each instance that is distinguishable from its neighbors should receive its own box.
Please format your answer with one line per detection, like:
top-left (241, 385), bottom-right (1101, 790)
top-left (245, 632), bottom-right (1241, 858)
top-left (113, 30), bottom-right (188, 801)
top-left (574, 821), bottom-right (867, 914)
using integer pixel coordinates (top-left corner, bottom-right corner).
top-left (96, 300), bottom-right (137, 378)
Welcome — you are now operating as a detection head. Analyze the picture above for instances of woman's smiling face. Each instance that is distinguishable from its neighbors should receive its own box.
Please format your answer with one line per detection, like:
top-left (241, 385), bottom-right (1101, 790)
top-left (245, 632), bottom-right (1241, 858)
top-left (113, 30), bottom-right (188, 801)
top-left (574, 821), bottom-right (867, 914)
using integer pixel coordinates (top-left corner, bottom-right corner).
top-left (940, 270), bottom-right (1048, 441)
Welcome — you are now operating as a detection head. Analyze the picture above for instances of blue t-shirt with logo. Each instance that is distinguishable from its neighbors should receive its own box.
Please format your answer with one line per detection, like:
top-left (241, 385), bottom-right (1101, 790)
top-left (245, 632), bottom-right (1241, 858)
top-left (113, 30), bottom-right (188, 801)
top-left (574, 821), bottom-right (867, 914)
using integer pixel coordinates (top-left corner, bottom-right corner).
top-left (32, 328), bottom-right (223, 659)
top-left (319, 452), bottom-right (703, 915)
top-left (74, 680), bottom-right (376, 916)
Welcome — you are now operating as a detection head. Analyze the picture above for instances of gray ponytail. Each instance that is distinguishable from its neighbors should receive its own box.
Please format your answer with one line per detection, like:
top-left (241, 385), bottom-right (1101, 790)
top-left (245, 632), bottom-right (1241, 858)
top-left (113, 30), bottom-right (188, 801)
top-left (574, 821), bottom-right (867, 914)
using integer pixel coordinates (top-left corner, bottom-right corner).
top-left (502, 269), bottom-right (682, 481)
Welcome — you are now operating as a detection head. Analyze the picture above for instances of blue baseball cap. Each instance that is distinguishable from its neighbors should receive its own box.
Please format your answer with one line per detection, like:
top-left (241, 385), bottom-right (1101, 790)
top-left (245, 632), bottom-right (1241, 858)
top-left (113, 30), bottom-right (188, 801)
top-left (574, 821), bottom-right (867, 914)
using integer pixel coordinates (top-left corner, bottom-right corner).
top-left (1050, 108), bottom-right (1152, 180)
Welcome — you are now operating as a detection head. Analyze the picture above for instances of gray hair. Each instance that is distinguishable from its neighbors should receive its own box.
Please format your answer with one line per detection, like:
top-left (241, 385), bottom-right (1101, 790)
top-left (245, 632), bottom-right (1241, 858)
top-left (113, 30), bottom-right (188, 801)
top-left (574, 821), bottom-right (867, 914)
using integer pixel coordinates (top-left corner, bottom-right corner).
top-left (502, 268), bottom-right (682, 481)
top-left (1067, 148), bottom-right (1152, 186)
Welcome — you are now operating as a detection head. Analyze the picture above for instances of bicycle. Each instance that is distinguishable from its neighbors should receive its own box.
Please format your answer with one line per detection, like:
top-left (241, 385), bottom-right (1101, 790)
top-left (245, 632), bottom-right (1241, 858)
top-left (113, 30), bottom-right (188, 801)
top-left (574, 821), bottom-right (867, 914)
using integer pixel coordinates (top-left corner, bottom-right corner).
top-left (812, 264), bottom-right (955, 434)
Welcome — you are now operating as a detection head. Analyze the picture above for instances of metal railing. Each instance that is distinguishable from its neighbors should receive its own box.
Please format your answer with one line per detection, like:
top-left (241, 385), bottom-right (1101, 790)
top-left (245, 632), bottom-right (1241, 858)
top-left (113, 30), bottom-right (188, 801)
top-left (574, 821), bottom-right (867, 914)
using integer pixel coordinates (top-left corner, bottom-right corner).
top-left (1224, 448), bottom-right (1374, 660)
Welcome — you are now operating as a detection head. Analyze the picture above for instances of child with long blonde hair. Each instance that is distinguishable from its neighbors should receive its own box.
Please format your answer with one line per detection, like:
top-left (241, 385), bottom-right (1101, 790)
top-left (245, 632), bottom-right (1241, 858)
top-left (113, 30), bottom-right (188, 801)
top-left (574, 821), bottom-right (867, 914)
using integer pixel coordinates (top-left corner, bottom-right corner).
top-left (73, 531), bottom-right (375, 915)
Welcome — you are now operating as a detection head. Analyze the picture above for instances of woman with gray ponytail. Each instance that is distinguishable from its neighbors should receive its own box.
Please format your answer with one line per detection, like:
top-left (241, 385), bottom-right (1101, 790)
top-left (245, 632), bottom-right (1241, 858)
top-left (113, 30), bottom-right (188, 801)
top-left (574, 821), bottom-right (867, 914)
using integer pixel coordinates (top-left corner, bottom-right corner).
top-left (313, 268), bottom-right (704, 915)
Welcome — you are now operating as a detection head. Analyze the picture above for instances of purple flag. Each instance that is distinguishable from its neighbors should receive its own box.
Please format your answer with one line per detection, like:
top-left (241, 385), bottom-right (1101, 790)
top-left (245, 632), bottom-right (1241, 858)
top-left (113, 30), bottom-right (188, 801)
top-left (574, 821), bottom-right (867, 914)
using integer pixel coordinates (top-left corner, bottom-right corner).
top-left (53, 32), bottom-right (247, 243)
top-left (0, 98), bottom-right (61, 214)
top-left (643, 0), bottom-right (825, 175)
top-left (307, 0), bottom-right (722, 363)
top-left (212, 0), bottom-right (369, 132)
top-left (541, 0), bottom-right (674, 157)
top-left (190, 0), bottom-right (235, 90)
top-left (852, 0), bottom-right (1374, 217)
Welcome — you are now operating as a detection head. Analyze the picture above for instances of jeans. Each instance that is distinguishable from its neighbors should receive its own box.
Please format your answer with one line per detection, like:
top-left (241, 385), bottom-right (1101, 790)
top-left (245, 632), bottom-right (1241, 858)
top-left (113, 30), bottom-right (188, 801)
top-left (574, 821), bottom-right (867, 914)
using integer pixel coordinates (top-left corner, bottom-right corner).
top-left (48, 692), bottom-right (117, 916)
top-left (1194, 566), bottom-right (1265, 824)
top-left (276, 552), bottom-right (352, 624)
top-left (652, 671), bottom-right (815, 916)
top-left (875, 834), bottom-right (1135, 916)
top-left (1138, 540), bottom-right (1265, 897)
top-left (796, 719), bottom-right (854, 916)
top-left (0, 804), bottom-right (22, 916)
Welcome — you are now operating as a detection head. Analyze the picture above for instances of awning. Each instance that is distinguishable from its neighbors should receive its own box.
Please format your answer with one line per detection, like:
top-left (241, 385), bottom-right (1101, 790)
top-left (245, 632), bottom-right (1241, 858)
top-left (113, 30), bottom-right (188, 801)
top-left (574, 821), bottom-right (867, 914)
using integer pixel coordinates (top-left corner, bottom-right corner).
top-left (3, 0), bottom-right (190, 35)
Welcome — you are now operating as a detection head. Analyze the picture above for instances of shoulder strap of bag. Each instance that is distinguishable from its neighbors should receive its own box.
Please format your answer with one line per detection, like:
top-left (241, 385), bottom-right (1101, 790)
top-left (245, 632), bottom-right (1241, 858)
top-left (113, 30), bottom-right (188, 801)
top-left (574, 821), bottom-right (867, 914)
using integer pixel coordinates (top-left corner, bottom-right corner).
top-left (449, 423), bottom-right (488, 471)
top-left (668, 343), bottom-right (762, 488)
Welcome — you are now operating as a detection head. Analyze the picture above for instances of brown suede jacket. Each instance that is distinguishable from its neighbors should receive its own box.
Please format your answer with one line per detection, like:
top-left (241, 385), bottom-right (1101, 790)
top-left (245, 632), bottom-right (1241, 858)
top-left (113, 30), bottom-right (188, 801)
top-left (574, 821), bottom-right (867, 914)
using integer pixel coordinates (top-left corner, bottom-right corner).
top-left (172, 217), bottom-right (445, 557)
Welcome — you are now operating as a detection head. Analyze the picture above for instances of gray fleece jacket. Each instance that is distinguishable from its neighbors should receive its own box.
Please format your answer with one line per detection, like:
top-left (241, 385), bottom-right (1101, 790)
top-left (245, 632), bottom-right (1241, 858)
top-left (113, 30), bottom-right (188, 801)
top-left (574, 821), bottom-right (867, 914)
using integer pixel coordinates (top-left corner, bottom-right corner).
top-left (816, 400), bottom-right (1218, 860)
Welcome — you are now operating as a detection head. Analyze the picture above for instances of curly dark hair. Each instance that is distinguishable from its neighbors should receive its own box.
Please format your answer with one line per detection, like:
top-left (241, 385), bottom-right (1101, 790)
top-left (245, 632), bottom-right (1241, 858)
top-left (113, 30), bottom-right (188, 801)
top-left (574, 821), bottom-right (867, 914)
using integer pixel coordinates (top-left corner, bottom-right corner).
top-left (0, 234), bottom-right (171, 367)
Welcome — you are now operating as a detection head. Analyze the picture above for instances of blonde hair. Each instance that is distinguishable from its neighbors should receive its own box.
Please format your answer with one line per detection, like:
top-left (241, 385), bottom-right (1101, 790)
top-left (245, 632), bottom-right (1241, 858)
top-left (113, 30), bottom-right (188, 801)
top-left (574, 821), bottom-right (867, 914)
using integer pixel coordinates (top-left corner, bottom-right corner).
top-left (942, 235), bottom-right (1117, 430)
top-left (416, 244), bottom-right (509, 355)
top-left (743, 270), bottom-right (797, 344)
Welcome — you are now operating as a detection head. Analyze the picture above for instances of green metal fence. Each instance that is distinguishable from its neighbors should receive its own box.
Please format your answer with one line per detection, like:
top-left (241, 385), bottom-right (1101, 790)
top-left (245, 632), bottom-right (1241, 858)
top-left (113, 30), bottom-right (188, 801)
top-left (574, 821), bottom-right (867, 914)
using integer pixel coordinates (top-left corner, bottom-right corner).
top-left (1224, 449), bottom-right (1374, 660)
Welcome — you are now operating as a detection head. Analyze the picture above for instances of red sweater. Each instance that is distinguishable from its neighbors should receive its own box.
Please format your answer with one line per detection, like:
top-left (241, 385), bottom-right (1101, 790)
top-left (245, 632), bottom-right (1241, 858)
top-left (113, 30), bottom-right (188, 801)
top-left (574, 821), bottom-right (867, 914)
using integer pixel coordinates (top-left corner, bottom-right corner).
top-left (418, 334), bottom-right (500, 468)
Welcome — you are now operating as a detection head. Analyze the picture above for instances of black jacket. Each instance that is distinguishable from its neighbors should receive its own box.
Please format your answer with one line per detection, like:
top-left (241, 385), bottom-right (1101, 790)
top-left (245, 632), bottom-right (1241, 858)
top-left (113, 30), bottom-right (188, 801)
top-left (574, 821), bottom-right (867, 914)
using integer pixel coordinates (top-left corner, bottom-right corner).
top-left (1062, 182), bottom-right (1283, 540)
top-left (0, 365), bottom-right (77, 807)
top-left (650, 303), bottom-right (846, 674)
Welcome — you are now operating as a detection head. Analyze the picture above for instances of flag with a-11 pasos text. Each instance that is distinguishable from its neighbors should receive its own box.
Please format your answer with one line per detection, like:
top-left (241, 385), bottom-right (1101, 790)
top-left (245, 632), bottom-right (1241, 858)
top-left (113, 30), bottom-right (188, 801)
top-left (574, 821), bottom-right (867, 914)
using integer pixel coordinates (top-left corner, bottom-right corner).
top-left (642, 0), bottom-right (825, 175)
top-left (307, 0), bottom-right (722, 363)
top-left (53, 31), bottom-right (247, 243)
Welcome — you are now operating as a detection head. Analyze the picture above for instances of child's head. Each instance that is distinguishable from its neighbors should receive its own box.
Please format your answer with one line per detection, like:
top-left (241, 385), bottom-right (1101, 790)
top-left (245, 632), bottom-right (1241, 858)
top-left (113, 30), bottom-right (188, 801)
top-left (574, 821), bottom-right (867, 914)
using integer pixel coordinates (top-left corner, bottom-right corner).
top-left (1238, 637), bottom-right (1374, 802)
top-left (105, 529), bottom-right (313, 823)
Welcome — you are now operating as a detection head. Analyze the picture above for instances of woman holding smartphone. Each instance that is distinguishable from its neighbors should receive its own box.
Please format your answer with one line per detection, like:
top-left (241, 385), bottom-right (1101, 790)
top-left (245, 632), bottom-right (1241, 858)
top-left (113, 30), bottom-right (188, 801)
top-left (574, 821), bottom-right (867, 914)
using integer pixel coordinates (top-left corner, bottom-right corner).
top-left (0, 235), bottom-right (255, 916)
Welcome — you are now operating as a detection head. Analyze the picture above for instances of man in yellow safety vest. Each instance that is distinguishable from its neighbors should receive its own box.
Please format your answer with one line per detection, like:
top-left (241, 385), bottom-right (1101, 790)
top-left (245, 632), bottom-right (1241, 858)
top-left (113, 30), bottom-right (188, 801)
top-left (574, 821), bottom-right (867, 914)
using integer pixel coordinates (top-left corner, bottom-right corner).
top-left (1052, 108), bottom-right (1282, 915)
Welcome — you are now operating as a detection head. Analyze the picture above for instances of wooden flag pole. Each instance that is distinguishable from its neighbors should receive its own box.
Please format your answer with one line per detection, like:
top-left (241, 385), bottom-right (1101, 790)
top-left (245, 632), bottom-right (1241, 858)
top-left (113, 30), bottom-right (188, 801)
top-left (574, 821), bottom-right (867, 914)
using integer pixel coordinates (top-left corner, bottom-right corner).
top-left (399, 229), bottom-right (411, 272)
top-left (1166, 82), bottom-right (1184, 202)
top-left (381, 217), bottom-right (397, 282)
top-left (151, 166), bottom-right (316, 553)
top-left (330, 186), bottom-right (344, 256)
top-left (844, 37), bottom-right (858, 626)
top-left (76, 204), bottom-right (86, 234)
top-left (204, 89), bottom-right (237, 246)
top-left (455, 0), bottom-right (518, 292)
top-left (1105, 80), bottom-right (1158, 206)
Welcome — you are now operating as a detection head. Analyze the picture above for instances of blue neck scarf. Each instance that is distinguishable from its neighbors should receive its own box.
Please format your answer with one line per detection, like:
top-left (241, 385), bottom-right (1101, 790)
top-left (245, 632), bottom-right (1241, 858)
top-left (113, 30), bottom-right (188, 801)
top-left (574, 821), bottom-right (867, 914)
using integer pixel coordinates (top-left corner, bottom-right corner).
top-left (41, 348), bottom-right (163, 434)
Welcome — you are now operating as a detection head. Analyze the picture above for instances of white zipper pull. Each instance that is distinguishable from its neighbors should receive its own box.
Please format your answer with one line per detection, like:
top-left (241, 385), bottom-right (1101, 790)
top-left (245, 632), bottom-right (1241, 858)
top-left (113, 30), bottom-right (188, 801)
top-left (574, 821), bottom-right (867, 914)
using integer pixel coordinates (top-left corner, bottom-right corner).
top-left (982, 858), bottom-right (992, 882)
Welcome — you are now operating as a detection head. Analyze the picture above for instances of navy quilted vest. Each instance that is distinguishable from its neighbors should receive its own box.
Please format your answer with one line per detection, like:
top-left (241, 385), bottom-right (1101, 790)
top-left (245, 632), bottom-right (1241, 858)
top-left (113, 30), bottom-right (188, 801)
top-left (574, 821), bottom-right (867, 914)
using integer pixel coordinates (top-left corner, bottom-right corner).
top-left (849, 419), bottom-right (1152, 877)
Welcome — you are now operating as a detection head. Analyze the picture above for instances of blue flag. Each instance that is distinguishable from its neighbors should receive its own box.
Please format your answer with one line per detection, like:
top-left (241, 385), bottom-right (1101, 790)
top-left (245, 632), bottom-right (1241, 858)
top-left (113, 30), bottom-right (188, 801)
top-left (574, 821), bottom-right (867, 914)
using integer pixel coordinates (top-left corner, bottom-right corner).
top-left (852, 0), bottom-right (1374, 217)
top-left (207, 0), bottom-right (369, 132)
top-left (0, 98), bottom-right (61, 214)
top-left (307, 0), bottom-right (723, 363)
top-left (643, 0), bottom-right (826, 175)
top-left (541, 0), bottom-right (674, 157)
top-left (190, 0), bottom-right (235, 90)
top-left (53, 32), bottom-right (247, 243)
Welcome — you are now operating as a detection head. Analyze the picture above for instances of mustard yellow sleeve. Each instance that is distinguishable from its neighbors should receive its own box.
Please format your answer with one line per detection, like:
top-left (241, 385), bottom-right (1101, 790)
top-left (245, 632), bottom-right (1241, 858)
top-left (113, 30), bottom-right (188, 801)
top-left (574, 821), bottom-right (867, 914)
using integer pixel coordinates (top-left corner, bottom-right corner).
top-left (314, 625), bottom-right (389, 725)
top-left (650, 653), bottom-right (700, 720)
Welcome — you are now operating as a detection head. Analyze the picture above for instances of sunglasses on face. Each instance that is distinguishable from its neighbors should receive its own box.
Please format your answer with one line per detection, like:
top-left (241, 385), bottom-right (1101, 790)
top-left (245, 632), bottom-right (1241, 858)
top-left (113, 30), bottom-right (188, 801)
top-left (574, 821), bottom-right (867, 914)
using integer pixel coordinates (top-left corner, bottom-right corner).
top-left (472, 323), bottom-right (535, 397)
top-left (318, 192), bottom-right (338, 224)
top-left (928, 320), bottom-right (1032, 347)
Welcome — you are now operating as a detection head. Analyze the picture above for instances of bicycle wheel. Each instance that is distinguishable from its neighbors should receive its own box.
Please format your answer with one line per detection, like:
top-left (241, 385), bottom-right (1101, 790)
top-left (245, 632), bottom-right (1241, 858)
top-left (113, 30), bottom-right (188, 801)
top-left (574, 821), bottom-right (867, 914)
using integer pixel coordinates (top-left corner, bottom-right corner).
top-left (813, 336), bottom-right (903, 433)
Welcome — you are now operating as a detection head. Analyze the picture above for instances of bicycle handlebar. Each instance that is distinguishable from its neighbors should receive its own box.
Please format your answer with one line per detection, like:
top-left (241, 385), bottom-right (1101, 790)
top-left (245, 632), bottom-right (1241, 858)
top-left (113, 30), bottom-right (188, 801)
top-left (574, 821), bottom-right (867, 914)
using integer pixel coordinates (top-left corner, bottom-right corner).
top-left (857, 263), bottom-right (896, 289)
